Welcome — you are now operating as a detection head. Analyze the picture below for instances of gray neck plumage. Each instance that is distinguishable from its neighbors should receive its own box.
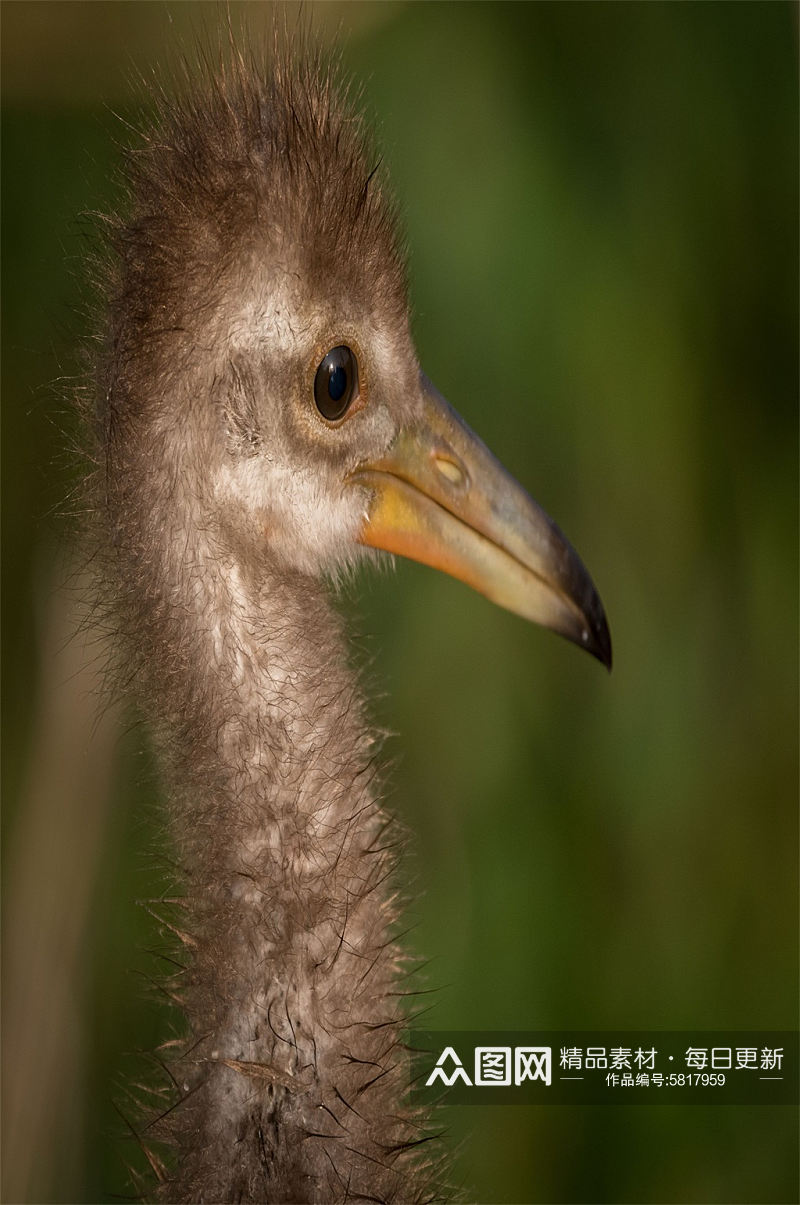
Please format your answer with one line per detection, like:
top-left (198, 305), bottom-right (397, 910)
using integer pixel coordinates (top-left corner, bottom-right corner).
top-left (121, 518), bottom-right (435, 1202)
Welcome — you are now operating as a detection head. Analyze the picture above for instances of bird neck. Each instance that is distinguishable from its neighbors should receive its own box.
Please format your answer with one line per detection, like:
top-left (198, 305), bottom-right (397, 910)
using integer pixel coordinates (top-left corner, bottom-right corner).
top-left (171, 548), bottom-right (383, 961)
top-left (139, 533), bottom-right (429, 1201)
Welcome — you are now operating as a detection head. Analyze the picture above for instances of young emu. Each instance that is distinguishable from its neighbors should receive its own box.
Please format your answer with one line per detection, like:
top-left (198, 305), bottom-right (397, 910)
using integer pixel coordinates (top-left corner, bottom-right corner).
top-left (90, 43), bottom-right (610, 1205)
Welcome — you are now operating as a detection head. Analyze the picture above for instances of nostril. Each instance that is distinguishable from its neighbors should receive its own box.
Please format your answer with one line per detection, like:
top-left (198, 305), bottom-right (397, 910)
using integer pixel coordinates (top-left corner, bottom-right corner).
top-left (433, 454), bottom-right (466, 488)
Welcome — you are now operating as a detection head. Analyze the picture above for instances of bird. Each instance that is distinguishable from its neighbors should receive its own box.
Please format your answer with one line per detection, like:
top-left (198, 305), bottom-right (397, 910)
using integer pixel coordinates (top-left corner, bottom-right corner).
top-left (86, 34), bottom-right (611, 1205)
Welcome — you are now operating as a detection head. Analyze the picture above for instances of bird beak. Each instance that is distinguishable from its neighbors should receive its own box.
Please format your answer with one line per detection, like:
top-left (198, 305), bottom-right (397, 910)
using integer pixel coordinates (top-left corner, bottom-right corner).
top-left (347, 373), bottom-right (612, 668)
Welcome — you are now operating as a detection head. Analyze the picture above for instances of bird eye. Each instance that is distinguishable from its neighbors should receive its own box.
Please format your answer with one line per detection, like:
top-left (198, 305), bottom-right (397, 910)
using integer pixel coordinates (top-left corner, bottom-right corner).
top-left (314, 346), bottom-right (359, 422)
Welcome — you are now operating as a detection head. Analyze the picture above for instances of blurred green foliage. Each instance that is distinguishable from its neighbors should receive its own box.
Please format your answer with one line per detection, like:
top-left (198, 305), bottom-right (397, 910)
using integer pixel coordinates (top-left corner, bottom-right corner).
top-left (2, 3), bottom-right (797, 1203)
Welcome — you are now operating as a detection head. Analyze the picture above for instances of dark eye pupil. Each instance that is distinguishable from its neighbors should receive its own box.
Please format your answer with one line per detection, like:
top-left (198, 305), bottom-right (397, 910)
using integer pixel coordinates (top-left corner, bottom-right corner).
top-left (314, 345), bottom-right (358, 421)
top-left (328, 364), bottom-right (347, 402)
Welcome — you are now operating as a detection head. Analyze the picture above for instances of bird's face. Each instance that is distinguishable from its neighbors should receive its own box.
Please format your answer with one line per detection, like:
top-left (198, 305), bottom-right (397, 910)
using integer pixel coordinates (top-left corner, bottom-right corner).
top-left (212, 252), bottom-right (611, 667)
top-left (108, 61), bottom-right (609, 666)
top-left (104, 58), bottom-right (609, 666)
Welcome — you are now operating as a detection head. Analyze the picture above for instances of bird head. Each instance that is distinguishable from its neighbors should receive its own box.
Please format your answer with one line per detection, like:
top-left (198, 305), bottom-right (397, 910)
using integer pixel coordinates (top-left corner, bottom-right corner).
top-left (105, 51), bottom-right (611, 668)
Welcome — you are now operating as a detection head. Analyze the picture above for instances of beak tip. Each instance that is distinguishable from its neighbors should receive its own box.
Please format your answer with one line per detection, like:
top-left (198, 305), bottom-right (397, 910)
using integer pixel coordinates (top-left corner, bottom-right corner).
top-left (591, 617), bottom-right (613, 672)
top-left (574, 602), bottom-right (612, 671)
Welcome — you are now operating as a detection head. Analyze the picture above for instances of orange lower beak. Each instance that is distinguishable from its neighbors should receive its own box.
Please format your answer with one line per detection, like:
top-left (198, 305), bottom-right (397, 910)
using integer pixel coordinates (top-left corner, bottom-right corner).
top-left (346, 374), bottom-right (611, 668)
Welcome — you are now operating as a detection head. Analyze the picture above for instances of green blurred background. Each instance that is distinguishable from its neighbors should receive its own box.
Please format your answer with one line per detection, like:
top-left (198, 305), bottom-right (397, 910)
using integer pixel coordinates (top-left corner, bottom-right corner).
top-left (2, 3), bottom-right (797, 1202)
